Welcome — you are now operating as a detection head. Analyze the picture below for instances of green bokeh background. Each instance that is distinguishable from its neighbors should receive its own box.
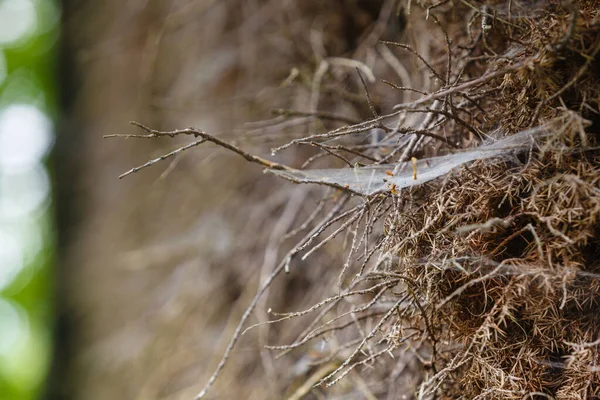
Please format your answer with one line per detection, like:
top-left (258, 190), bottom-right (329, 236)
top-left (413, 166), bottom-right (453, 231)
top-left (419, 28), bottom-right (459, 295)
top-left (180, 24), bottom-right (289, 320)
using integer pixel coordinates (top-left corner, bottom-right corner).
top-left (0, 0), bottom-right (59, 399)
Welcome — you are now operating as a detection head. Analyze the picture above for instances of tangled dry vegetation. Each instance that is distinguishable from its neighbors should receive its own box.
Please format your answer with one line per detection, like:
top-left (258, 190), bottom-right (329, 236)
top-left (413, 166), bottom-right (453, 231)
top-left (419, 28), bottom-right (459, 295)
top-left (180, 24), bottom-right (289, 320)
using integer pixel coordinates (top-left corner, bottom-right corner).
top-left (110, 0), bottom-right (600, 398)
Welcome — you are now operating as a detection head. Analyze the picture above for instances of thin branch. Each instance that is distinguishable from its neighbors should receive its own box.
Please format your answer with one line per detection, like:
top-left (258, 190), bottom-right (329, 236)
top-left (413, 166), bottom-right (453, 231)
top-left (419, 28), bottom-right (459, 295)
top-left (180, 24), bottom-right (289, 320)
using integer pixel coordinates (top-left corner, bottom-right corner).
top-left (107, 121), bottom-right (293, 175)
top-left (381, 79), bottom-right (428, 95)
top-left (356, 67), bottom-right (388, 132)
top-left (380, 41), bottom-right (445, 82)
top-left (271, 108), bottom-right (360, 125)
top-left (393, 60), bottom-right (527, 110)
top-left (117, 138), bottom-right (207, 178)
top-left (305, 141), bottom-right (354, 167)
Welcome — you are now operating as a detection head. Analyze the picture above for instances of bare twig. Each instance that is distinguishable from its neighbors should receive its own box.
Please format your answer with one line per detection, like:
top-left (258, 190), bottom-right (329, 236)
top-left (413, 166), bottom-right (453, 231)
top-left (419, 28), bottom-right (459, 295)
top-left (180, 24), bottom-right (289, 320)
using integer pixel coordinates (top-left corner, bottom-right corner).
top-left (107, 121), bottom-right (294, 178)
top-left (380, 41), bottom-right (445, 82)
top-left (271, 108), bottom-right (360, 125)
top-left (116, 138), bottom-right (207, 178)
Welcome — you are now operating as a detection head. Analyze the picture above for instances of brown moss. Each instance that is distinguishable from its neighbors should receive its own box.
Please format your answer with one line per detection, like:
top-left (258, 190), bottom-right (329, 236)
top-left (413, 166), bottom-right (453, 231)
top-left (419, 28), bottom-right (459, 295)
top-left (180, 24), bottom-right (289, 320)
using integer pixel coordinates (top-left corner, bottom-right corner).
top-left (270, 1), bottom-right (600, 398)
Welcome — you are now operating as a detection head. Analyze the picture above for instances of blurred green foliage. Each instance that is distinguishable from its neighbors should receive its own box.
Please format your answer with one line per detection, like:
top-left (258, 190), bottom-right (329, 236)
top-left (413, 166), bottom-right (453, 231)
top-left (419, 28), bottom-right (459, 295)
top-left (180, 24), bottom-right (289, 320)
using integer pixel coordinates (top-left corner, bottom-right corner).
top-left (0, 1), bottom-right (59, 399)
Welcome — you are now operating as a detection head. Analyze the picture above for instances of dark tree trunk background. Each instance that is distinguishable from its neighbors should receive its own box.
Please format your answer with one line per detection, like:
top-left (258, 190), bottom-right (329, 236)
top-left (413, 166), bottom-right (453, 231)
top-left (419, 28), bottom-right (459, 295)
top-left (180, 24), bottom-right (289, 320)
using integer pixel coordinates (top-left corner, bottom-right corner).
top-left (54, 1), bottom-right (301, 398)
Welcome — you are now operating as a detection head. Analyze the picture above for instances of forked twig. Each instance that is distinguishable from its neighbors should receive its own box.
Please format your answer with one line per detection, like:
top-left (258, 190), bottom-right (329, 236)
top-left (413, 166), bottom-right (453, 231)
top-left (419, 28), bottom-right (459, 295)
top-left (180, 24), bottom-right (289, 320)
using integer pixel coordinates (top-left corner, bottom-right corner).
top-left (106, 121), bottom-right (292, 178)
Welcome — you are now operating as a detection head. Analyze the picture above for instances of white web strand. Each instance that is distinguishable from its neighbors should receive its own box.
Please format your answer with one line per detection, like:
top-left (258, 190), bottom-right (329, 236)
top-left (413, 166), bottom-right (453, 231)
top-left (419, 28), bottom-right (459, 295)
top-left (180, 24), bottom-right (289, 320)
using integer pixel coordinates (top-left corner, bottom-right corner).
top-left (268, 124), bottom-right (548, 196)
